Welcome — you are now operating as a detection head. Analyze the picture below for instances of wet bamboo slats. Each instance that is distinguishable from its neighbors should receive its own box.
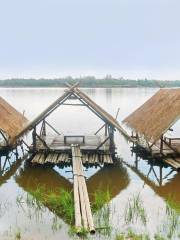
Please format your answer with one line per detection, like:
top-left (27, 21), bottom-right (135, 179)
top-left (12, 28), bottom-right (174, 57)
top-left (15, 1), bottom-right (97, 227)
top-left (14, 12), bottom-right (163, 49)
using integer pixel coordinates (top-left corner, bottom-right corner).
top-left (31, 152), bottom-right (114, 166)
top-left (72, 145), bottom-right (95, 233)
top-left (31, 153), bottom-right (70, 164)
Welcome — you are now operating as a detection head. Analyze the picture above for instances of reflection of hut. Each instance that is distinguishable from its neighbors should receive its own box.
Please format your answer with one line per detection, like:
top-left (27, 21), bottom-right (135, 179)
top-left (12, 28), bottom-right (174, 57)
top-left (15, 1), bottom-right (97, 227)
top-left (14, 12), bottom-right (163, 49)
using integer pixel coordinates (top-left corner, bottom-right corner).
top-left (87, 164), bottom-right (130, 202)
top-left (125, 162), bottom-right (180, 210)
top-left (123, 89), bottom-right (180, 169)
top-left (0, 97), bottom-right (28, 150)
top-left (16, 163), bottom-right (129, 202)
top-left (15, 163), bottom-right (130, 220)
top-left (15, 165), bottom-right (72, 193)
top-left (0, 153), bottom-right (23, 186)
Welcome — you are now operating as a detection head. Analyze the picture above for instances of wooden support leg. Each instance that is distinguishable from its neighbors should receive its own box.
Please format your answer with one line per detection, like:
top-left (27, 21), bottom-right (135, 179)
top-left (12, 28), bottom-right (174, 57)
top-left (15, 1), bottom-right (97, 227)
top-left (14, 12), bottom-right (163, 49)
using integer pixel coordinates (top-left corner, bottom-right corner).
top-left (32, 127), bottom-right (37, 152)
top-left (109, 126), bottom-right (115, 156)
top-left (160, 135), bottom-right (163, 154)
top-left (105, 124), bottom-right (108, 136)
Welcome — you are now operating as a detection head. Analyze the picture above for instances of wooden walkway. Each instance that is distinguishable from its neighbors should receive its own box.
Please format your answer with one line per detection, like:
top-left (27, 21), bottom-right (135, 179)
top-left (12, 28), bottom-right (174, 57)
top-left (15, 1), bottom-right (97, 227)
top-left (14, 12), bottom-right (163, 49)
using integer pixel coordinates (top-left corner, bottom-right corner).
top-left (31, 152), bottom-right (113, 166)
top-left (72, 145), bottom-right (95, 233)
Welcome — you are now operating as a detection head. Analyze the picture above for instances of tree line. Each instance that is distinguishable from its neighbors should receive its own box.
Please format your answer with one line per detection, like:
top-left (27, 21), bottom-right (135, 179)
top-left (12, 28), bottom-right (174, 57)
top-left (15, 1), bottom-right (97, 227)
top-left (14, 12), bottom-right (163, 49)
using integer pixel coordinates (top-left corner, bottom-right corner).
top-left (0, 77), bottom-right (180, 88)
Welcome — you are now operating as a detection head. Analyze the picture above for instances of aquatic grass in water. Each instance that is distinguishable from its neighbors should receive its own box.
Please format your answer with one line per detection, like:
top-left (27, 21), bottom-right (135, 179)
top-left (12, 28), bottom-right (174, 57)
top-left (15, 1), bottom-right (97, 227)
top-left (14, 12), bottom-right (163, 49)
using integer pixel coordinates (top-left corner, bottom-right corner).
top-left (124, 193), bottom-right (147, 226)
top-left (164, 204), bottom-right (179, 239)
top-left (51, 215), bottom-right (62, 232)
top-left (166, 194), bottom-right (180, 213)
top-left (92, 188), bottom-right (111, 213)
top-left (155, 200), bottom-right (180, 240)
top-left (92, 188), bottom-right (112, 236)
top-left (15, 229), bottom-right (21, 240)
top-left (28, 186), bottom-right (74, 224)
top-left (115, 230), bottom-right (150, 240)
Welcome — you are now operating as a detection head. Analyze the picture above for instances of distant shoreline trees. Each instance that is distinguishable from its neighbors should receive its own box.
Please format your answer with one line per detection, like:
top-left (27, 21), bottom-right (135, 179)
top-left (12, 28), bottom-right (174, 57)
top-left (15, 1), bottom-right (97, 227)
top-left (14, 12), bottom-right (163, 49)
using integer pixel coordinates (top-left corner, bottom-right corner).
top-left (0, 77), bottom-right (180, 88)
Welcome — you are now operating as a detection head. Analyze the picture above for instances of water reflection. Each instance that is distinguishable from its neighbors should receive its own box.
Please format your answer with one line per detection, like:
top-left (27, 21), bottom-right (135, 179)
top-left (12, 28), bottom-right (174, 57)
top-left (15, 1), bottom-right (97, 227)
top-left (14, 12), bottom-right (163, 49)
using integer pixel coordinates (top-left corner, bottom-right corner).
top-left (124, 155), bottom-right (180, 209)
top-left (14, 162), bottom-right (130, 224)
top-left (87, 164), bottom-right (130, 202)
top-left (0, 151), bottom-right (24, 186)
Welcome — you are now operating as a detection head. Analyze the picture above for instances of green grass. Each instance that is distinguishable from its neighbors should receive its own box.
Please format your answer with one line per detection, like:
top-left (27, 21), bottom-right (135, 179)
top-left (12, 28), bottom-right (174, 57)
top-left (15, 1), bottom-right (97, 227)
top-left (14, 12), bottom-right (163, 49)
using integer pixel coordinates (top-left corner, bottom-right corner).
top-left (166, 195), bottom-right (180, 214)
top-left (124, 193), bottom-right (147, 226)
top-left (92, 188), bottom-right (112, 236)
top-left (154, 233), bottom-right (166, 240)
top-left (164, 204), bottom-right (179, 239)
top-left (15, 229), bottom-right (21, 240)
top-left (26, 185), bottom-right (74, 224)
top-left (115, 230), bottom-right (150, 240)
top-left (92, 188), bottom-right (111, 213)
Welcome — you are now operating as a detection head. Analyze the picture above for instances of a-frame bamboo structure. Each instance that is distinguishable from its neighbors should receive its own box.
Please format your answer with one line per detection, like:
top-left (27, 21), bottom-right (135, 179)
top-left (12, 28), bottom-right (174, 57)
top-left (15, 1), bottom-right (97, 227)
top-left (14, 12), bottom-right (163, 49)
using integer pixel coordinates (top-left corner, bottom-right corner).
top-left (15, 83), bottom-right (132, 164)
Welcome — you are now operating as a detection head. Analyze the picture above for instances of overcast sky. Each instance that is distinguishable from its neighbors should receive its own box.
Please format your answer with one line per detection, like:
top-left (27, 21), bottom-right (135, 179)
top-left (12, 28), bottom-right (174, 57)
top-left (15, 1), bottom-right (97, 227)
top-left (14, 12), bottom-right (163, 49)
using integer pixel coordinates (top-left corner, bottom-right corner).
top-left (0, 0), bottom-right (179, 80)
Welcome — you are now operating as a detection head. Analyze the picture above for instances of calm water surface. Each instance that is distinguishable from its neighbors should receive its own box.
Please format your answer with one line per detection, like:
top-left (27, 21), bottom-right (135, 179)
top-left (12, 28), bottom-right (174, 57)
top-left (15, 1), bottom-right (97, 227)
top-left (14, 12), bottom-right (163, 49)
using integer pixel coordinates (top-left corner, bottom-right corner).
top-left (0, 88), bottom-right (179, 240)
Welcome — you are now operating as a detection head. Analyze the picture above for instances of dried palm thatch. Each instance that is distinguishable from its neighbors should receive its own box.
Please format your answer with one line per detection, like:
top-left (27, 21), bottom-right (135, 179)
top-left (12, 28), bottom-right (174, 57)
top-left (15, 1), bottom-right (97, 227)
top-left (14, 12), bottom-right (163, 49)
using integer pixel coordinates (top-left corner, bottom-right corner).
top-left (123, 89), bottom-right (180, 143)
top-left (0, 97), bottom-right (28, 144)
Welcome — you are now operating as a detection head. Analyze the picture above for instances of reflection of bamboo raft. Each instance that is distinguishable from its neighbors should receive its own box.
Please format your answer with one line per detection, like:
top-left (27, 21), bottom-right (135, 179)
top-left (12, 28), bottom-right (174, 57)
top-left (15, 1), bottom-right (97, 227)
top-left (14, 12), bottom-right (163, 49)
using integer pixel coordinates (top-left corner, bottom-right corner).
top-left (72, 145), bottom-right (95, 233)
top-left (15, 154), bottom-right (130, 232)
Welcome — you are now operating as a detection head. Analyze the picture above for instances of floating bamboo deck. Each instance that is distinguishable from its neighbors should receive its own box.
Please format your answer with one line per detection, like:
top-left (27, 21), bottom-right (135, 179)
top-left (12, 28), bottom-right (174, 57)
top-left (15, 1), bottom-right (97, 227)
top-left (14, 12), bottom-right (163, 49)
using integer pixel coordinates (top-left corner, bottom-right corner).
top-left (31, 152), bottom-right (113, 166)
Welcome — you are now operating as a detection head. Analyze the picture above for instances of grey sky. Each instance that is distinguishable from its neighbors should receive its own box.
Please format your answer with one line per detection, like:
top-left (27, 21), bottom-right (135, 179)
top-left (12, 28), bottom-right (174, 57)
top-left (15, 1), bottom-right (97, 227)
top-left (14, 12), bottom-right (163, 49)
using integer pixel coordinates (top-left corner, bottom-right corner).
top-left (0, 0), bottom-right (179, 80)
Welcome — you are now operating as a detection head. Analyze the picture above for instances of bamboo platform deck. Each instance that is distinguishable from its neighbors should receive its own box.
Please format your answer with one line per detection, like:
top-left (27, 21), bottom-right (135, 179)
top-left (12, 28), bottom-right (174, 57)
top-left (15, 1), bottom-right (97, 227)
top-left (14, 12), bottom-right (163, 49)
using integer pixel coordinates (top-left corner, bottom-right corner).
top-left (35, 134), bottom-right (110, 151)
top-left (31, 152), bottom-right (113, 166)
top-left (151, 139), bottom-right (180, 156)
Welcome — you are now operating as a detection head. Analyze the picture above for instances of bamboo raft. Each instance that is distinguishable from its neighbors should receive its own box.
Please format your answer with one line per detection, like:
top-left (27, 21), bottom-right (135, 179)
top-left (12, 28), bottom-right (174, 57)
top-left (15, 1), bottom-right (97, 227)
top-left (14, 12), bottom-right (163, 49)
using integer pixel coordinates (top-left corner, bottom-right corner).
top-left (72, 145), bottom-right (95, 233)
top-left (31, 152), bottom-right (113, 165)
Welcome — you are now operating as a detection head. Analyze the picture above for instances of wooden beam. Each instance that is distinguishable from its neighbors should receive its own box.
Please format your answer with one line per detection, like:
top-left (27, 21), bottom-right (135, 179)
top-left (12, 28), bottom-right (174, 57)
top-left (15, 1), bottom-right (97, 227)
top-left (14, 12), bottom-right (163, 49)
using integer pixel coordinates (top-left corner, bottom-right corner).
top-left (94, 123), bottom-right (105, 135)
top-left (14, 83), bottom-right (79, 141)
top-left (0, 130), bottom-right (8, 145)
top-left (44, 120), bottom-right (61, 135)
top-left (36, 133), bottom-right (50, 150)
top-left (32, 127), bottom-right (36, 152)
top-left (96, 136), bottom-right (110, 150)
top-left (62, 103), bottom-right (86, 106)
top-left (162, 138), bottom-right (179, 154)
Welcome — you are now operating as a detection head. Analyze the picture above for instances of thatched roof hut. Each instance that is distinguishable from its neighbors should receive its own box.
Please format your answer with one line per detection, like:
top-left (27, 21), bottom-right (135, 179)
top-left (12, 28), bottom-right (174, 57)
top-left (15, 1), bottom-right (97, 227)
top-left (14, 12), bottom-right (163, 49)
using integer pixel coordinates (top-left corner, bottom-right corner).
top-left (123, 89), bottom-right (180, 144)
top-left (0, 96), bottom-right (28, 145)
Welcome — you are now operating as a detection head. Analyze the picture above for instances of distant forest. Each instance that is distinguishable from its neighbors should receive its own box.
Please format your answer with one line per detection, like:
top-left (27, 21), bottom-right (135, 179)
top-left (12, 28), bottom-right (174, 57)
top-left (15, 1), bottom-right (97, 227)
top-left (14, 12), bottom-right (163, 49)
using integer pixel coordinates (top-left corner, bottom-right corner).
top-left (0, 77), bottom-right (180, 88)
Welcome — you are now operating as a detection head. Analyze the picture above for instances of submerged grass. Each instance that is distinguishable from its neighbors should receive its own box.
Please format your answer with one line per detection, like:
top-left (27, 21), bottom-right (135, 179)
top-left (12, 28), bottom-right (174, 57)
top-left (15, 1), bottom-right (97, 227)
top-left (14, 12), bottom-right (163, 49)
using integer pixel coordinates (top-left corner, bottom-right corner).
top-left (166, 195), bottom-right (180, 214)
top-left (92, 188), bottom-right (112, 237)
top-left (164, 204), bottom-right (179, 239)
top-left (92, 188), bottom-right (111, 213)
top-left (124, 193), bottom-right (147, 226)
top-left (115, 229), bottom-right (150, 240)
top-left (26, 185), bottom-right (74, 224)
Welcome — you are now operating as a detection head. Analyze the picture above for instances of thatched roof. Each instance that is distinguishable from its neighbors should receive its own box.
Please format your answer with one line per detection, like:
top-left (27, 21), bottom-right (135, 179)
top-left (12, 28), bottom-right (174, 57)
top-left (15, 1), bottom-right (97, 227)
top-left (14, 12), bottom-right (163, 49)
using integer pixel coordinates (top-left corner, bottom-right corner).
top-left (0, 97), bottom-right (28, 142)
top-left (123, 89), bottom-right (180, 143)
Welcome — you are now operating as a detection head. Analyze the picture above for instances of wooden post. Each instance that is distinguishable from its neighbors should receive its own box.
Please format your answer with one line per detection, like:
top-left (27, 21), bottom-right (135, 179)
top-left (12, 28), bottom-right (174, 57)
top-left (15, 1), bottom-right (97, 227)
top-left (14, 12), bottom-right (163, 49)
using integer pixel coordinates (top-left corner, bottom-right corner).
top-left (160, 135), bottom-right (163, 154)
top-left (105, 124), bottom-right (108, 136)
top-left (109, 125), bottom-right (115, 155)
top-left (159, 166), bottom-right (162, 186)
top-left (40, 119), bottom-right (46, 136)
top-left (32, 126), bottom-right (37, 152)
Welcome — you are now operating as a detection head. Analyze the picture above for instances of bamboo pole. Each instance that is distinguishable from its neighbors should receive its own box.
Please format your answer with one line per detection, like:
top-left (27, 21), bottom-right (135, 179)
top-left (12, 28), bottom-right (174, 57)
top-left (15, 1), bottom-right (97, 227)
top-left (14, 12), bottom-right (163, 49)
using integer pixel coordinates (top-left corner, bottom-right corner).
top-left (76, 147), bottom-right (95, 233)
top-left (72, 145), bottom-right (82, 232)
top-left (76, 151), bottom-right (88, 229)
